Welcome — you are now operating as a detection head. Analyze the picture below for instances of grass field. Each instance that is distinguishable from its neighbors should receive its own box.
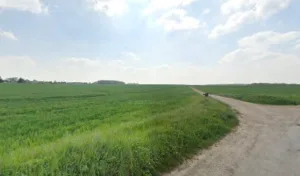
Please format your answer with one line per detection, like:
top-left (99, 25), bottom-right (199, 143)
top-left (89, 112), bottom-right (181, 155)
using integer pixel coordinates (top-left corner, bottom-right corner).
top-left (0, 84), bottom-right (238, 176)
top-left (197, 84), bottom-right (300, 105)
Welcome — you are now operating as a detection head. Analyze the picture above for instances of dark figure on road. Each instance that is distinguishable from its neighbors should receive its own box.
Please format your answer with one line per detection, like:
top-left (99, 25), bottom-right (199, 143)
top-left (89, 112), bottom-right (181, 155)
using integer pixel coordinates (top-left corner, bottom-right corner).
top-left (204, 93), bottom-right (209, 97)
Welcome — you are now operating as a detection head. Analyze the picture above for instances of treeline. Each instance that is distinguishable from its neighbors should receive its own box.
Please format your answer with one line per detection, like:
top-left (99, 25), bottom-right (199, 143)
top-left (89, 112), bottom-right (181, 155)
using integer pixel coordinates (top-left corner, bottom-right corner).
top-left (93, 80), bottom-right (125, 85)
top-left (250, 83), bottom-right (300, 86)
top-left (0, 77), bottom-right (29, 83)
top-left (0, 77), bottom-right (73, 84)
top-left (0, 76), bottom-right (127, 85)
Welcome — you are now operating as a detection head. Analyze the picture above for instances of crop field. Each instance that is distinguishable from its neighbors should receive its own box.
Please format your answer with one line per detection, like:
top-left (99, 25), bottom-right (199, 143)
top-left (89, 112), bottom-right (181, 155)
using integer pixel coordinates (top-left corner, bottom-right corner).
top-left (0, 84), bottom-right (237, 176)
top-left (197, 84), bottom-right (300, 105)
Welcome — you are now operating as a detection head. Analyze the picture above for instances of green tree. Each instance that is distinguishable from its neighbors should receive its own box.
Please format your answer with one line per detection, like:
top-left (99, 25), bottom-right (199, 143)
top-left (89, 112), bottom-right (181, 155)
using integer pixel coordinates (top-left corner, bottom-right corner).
top-left (17, 78), bottom-right (26, 83)
top-left (6, 77), bottom-right (18, 83)
top-left (0, 76), bottom-right (4, 83)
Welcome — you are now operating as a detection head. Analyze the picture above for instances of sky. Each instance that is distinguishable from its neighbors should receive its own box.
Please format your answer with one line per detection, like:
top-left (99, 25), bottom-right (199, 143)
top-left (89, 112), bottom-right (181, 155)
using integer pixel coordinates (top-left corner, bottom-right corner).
top-left (0, 0), bottom-right (300, 84)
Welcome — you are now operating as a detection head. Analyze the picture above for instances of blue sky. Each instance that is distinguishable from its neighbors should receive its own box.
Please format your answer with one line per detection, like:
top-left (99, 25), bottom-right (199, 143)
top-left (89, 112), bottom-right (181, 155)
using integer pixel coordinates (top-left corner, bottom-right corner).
top-left (0, 0), bottom-right (300, 84)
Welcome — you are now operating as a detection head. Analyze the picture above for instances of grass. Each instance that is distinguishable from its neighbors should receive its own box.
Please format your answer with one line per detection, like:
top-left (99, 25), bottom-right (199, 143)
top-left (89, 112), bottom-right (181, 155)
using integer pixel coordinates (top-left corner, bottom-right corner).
top-left (0, 84), bottom-right (238, 176)
top-left (197, 84), bottom-right (300, 105)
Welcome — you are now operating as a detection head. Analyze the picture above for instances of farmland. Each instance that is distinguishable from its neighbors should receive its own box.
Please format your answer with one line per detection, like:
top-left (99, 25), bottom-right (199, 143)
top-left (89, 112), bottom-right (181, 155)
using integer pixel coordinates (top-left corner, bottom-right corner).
top-left (0, 84), bottom-right (237, 176)
top-left (197, 84), bottom-right (300, 105)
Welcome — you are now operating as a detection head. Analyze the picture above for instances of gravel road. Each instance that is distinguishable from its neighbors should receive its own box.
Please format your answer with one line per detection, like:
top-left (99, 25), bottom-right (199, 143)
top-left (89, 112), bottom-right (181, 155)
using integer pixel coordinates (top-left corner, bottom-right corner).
top-left (166, 88), bottom-right (300, 176)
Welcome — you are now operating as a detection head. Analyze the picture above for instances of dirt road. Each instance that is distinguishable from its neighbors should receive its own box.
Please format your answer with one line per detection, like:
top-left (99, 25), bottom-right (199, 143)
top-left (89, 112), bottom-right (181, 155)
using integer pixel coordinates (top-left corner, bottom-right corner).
top-left (166, 88), bottom-right (300, 176)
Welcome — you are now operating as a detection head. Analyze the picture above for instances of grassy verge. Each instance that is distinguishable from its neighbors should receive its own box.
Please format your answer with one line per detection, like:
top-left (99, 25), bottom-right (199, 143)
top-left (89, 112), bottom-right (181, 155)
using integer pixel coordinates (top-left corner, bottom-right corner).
top-left (197, 84), bottom-right (300, 105)
top-left (0, 84), bottom-right (238, 175)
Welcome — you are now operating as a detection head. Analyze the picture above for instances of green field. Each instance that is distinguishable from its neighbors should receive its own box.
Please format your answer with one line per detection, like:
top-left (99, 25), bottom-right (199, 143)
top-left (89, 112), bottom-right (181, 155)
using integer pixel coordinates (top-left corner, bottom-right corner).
top-left (0, 84), bottom-right (238, 176)
top-left (197, 84), bottom-right (300, 105)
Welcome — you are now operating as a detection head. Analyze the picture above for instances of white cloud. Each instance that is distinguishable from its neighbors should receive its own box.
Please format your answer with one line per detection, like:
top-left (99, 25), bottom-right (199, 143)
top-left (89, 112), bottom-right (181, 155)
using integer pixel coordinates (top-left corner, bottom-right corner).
top-left (0, 56), bottom-right (37, 78)
top-left (56, 55), bottom-right (300, 84)
top-left (0, 0), bottom-right (48, 13)
top-left (0, 30), bottom-right (18, 40)
top-left (142, 0), bottom-right (204, 32)
top-left (220, 48), bottom-right (261, 64)
top-left (218, 52), bottom-right (300, 83)
top-left (209, 0), bottom-right (292, 38)
top-left (238, 31), bottom-right (300, 50)
top-left (1, 51), bottom-right (300, 84)
top-left (157, 9), bottom-right (206, 32)
top-left (62, 57), bottom-right (102, 67)
top-left (88, 0), bottom-right (128, 17)
top-left (143, 0), bottom-right (197, 15)
top-left (52, 58), bottom-right (221, 84)
top-left (209, 11), bottom-right (256, 38)
top-left (202, 8), bottom-right (211, 15)
top-left (0, 56), bottom-right (35, 66)
top-left (217, 31), bottom-right (300, 83)
top-left (123, 52), bottom-right (140, 61)
top-left (219, 31), bottom-right (300, 64)
top-left (220, 48), bottom-right (292, 64)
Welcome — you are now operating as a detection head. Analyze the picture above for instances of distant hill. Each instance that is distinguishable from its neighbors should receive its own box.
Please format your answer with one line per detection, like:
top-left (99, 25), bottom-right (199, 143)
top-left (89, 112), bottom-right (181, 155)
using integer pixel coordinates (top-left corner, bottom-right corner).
top-left (93, 80), bottom-right (125, 85)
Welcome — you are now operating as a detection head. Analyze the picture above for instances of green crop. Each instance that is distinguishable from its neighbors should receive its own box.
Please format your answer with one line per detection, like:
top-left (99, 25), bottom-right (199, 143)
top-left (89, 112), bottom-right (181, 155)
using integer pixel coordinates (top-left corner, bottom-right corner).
top-left (0, 84), bottom-right (237, 175)
top-left (197, 84), bottom-right (300, 105)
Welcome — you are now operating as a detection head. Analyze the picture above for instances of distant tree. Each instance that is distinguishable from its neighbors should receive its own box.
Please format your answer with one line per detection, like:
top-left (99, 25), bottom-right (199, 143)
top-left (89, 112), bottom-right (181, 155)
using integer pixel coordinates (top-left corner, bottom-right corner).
top-left (94, 80), bottom-right (125, 85)
top-left (0, 76), bottom-right (4, 83)
top-left (32, 80), bottom-right (39, 84)
top-left (5, 77), bottom-right (19, 83)
top-left (17, 78), bottom-right (26, 83)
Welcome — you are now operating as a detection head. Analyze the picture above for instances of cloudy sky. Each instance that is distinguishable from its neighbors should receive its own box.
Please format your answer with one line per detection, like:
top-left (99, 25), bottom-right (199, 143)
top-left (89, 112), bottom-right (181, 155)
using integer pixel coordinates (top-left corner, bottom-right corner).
top-left (0, 0), bottom-right (300, 84)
